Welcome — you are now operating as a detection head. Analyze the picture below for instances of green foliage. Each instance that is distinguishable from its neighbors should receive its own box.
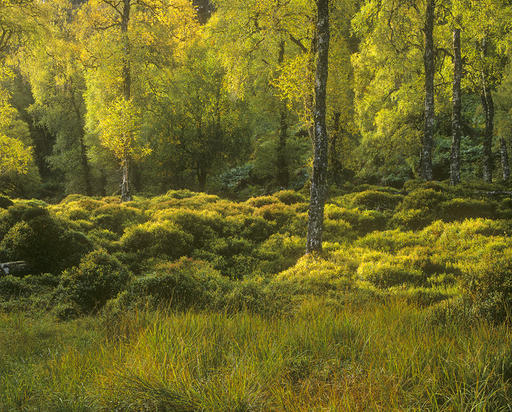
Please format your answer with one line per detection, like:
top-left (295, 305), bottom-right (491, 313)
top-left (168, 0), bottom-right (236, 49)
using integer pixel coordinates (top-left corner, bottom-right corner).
top-left (130, 258), bottom-right (231, 310)
top-left (120, 221), bottom-right (193, 259)
top-left (273, 190), bottom-right (306, 205)
top-left (56, 250), bottom-right (131, 314)
top-left (462, 248), bottom-right (512, 322)
top-left (325, 204), bottom-right (387, 235)
top-left (0, 195), bottom-right (13, 209)
top-left (155, 209), bottom-right (223, 248)
top-left (92, 204), bottom-right (147, 234)
top-left (350, 190), bottom-right (403, 211)
top-left (440, 198), bottom-right (497, 221)
top-left (399, 189), bottom-right (449, 211)
top-left (0, 214), bottom-right (92, 274)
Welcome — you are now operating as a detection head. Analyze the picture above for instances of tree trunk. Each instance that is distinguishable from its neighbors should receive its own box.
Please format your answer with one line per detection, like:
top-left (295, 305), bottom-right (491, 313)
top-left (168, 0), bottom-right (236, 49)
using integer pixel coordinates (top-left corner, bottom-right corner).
top-left (306, 0), bottom-right (330, 254)
top-left (121, 0), bottom-right (131, 101)
top-left (120, 0), bottom-right (132, 201)
top-left (421, 0), bottom-right (435, 181)
top-left (276, 41), bottom-right (289, 188)
top-left (79, 132), bottom-right (92, 196)
top-left (197, 168), bottom-right (207, 192)
top-left (329, 111), bottom-right (343, 187)
top-left (481, 81), bottom-right (494, 183)
top-left (71, 91), bottom-right (92, 195)
top-left (192, 0), bottom-right (214, 24)
top-left (500, 137), bottom-right (510, 181)
top-left (121, 157), bottom-right (131, 202)
top-left (450, 27), bottom-right (462, 186)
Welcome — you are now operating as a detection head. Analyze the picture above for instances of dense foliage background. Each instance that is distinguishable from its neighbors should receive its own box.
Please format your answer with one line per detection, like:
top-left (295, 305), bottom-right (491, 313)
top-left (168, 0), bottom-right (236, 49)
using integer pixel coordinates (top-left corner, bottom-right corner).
top-left (2, 0), bottom-right (512, 200)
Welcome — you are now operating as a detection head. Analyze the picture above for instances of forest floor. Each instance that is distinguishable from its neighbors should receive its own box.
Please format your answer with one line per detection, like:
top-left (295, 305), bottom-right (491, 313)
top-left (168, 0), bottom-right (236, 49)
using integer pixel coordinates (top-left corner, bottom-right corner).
top-left (1, 181), bottom-right (512, 410)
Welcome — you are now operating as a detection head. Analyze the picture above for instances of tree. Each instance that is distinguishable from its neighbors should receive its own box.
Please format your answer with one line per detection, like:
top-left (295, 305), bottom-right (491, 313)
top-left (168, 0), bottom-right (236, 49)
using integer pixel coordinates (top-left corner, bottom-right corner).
top-left (306, 0), bottom-right (329, 253)
top-left (421, 0), bottom-right (435, 181)
top-left (96, 97), bottom-right (149, 201)
top-left (450, 25), bottom-right (462, 185)
top-left (78, 0), bottom-right (198, 199)
top-left (0, 133), bottom-right (32, 177)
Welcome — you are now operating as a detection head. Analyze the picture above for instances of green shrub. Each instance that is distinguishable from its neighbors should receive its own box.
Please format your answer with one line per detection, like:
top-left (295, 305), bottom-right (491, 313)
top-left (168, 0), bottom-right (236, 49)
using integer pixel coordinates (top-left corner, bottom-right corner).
top-left (256, 203), bottom-right (295, 229)
top-left (275, 255), bottom-right (353, 295)
top-left (0, 215), bottom-right (93, 274)
top-left (461, 248), bottom-right (512, 322)
top-left (399, 189), bottom-right (448, 211)
top-left (245, 196), bottom-right (282, 208)
top-left (357, 261), bottom-right (426, 288)
top-left (257, 234), bottom-right (304, 274)
top-left (389, 208), bottom-right (434, 230)
top-left (155, 209), bottom-right (223, 247)
top-left (273, 190), bottom-right (306, 205)
top-left (325, 205), bottom-right (387, 235)
top-left (323, 219), bottom-right (355, 242)
top-left (0, 276), bottom-right (32, 299)
top-left (356, 230), bottom-right (420, 253)
top-left (92, 204), bottom-right (147, 234)
top-left (56, 250), bottom-right (131, 314)
top-left (350, 190), bottom-right (403, 211)
top-left (130, 258), bottom-right (232, 310)
top-left (440, 198), bottom-right (496, 221)
top-left (121, 221), bottom-right (193, 259)
top-left (0, 195), bottom-right (13, 209)
top-left (225, 215), bottom-right (275, 242)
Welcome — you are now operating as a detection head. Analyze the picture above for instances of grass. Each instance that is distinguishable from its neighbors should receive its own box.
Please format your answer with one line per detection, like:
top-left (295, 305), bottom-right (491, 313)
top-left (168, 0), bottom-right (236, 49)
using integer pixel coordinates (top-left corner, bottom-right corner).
top-left (3, 185), bottom-right (512, 410)
top-left (1, 299), bottom-right (511, 411)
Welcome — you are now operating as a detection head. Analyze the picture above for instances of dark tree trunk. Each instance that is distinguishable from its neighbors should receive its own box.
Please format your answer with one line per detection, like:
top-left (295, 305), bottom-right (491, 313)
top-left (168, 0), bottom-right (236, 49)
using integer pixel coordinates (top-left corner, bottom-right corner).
top-left (306, 0), bottom-right (330, 254)
top-left (329, 111), bottom-right (343, 187)
top-left (121, 0), bottom-right (131, 101)
top-left (120, 0), bottom-right (132, 201)
top-left (70, 91), bottom-right (92, 195)
top-left (197, 163), bottom-right (207, 192)
top-left (276, 41), bottom-right (289, 188)
top-left (121, 158), bottom-right (131, 202)
top-left (481, 81), bottom-right (494, 183)
top-left (500, 137), bottom-right (510, 181)
top-left (192, 0), bottom-right (214, 24)
top-left (450, 27), bottom-right (462, 186)
top-left (79, 132), bottom-right (92, 196)
top-left (421, 0), bottom-right (435, 181)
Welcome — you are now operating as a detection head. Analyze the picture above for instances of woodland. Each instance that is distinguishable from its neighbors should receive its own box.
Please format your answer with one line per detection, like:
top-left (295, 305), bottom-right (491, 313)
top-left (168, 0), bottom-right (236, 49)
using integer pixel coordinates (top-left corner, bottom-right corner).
top-left (2, 0), bottom-right (512, 410)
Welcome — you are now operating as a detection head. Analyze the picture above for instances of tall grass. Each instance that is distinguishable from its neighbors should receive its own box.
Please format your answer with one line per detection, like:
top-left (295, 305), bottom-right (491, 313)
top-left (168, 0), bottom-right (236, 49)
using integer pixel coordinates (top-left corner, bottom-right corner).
top-left (1, 299), bottom-right (511, 411)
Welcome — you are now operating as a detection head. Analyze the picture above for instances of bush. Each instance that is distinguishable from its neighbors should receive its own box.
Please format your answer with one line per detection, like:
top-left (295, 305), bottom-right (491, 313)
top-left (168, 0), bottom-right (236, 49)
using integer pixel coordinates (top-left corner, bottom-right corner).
top-left (399, 189), bottom-right (448, 211)
top-left (325, 205), bottom-right (387, 235)
top-left (0, 215), bottom-right (93, 274)
top-left (0, 276), bottom-right (32, 299)
top-left (255, 203), bottom-right (296, 230)
top-left (357, 261), bottom-right (426, 288)
top-left (323, 219), bottom-right (355, 242)
top-left (225, 215), bottom-right (275, 243)
top-left (56, 250), bottom-right (131, 314)
top-left (273, 190), bottom-right (306, 205)
top-left (245, 196), bottom-right (282, 208)
top-left (389, 208), bottom-right (434, 231)
top-left (461, 248), bottom-right (512, 322)
top-left (275, 255), bottom-right (353, 295)
top-left (356, 230), bottom-right (421, 253)
top-left (257, 234), bottom-right (304, 274)
top-left (440, 198), bottom-right (496, 221)
top-left (92, 204), bottom-right (147, 234)
top-left (155, 209), bottom-right (223, 247)
top-left (350, 190), bottom-right (403, 211)
top-left (0, 195), bottom-right (13, 209)
top-left (121, 221), bottom-right (193, 259)
top-left (130, 258), bottom-right (232, 310)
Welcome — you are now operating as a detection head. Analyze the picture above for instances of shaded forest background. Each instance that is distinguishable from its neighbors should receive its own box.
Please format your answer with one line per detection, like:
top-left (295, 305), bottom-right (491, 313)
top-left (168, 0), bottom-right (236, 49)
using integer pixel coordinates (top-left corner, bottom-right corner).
top-left (2, 0), bottom-right (512, 202)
